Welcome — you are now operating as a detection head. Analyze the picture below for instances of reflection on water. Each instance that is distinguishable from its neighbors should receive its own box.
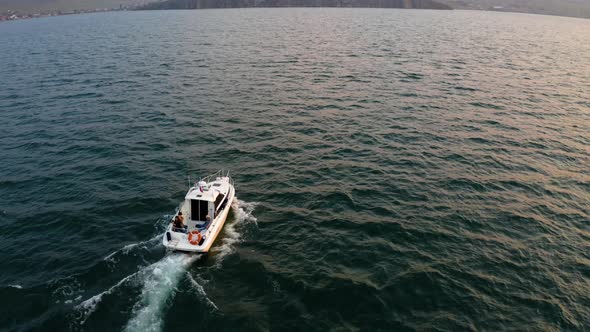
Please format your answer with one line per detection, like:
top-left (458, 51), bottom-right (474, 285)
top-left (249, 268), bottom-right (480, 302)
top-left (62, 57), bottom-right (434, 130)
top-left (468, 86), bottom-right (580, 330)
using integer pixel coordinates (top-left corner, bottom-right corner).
top-left (0, 8), bottom-right (589, 332)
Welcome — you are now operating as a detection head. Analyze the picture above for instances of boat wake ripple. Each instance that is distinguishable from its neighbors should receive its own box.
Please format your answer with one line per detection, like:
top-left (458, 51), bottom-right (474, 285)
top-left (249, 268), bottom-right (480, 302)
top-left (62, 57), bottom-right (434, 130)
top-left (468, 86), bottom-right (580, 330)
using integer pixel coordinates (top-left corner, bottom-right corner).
top-left (76, 216), bottom-right (173, 324)
top-left (76, 201), bottom-right (258, 330)
top-left (211, 199), bottom-right (258, 264)
top-left (186, 272), bottom-right (218, 310)
top-left (76, 270), bottom-right (142, 324)
top-left (103, 215), bottom-right (172, 263)
top-left (103, 233), bottom-right (163, 263)
top-left (124, 254), bottom-right (201, 332)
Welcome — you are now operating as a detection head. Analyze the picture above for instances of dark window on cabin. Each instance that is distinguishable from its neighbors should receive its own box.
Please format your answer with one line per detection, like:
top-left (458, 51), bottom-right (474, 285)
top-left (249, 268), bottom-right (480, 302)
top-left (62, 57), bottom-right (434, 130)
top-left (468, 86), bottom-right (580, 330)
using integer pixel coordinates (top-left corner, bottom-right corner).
top-left (214, 193), bottom-right (225, 212)
top-left (191, 199), bottom-right (209, 221)
top-left (213, 183), bottom-right (221, 187)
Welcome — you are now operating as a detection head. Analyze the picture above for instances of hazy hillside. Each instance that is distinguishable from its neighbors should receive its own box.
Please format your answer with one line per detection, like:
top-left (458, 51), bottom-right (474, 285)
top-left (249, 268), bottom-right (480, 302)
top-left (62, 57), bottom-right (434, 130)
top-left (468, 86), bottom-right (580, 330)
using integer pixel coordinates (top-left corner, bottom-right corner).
top-left (440, 0), bottom-right (590, 19)
top-left (2, 0), bottom-right (589, 18)
top-left (0, 0), bottom-right (147, 13)
top-left (140, 0), bottom-right (451, 9)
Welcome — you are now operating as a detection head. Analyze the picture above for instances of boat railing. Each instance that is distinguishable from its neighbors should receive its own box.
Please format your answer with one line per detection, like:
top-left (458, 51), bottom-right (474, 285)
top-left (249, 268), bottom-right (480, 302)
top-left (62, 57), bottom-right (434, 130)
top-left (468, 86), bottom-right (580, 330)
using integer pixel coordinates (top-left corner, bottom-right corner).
top-left (187, 169), bottom-right (233, 189)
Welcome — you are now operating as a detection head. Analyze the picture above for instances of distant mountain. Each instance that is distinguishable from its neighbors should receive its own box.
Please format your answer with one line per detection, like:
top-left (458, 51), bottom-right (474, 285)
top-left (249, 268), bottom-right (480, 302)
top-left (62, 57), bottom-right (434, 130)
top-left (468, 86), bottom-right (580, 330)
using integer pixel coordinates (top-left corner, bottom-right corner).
top-left (3, 0), bottom-right (589, 18)
top-left (139, 0), bottom-right (452, 10)
top-left (0, 0), bottom-right (147, 13)
top-left (439, 0), bottom-right (590, 19)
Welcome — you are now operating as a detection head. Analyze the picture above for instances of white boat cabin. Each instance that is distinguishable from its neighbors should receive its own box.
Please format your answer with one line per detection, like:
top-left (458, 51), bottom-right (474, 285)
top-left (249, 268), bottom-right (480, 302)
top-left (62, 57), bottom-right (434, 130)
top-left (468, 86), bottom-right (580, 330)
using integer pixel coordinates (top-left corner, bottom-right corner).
top-left (164, 171), bottom-right (235, 253)
top-left (184, 179), bottom-right (231, 229)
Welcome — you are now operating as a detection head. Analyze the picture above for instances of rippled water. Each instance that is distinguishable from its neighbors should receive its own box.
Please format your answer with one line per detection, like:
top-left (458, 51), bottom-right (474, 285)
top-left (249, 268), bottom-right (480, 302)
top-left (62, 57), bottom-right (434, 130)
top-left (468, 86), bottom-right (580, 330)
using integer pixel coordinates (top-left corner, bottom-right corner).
top-left (1, 8), bottom-right (589, 332)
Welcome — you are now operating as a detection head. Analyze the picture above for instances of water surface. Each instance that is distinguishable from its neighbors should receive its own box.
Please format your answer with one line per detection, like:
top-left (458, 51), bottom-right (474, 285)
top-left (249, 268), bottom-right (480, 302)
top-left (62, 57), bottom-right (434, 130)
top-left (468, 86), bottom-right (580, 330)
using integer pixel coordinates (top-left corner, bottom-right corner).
top-left (0, 8), bottom-right (589, 331)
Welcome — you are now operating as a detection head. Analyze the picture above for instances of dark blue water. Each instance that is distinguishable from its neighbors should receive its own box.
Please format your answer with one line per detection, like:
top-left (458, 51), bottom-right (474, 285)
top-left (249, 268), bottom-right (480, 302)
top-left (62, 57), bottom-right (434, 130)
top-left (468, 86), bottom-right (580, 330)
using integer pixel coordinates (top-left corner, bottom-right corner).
top-left (1, 8), bottom-right (589, 332)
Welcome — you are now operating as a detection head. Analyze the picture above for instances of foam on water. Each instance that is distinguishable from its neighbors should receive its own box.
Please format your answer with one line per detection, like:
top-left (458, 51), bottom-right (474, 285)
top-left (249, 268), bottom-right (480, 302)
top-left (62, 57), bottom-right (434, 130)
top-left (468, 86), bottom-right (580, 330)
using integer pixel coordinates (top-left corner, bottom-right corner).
top-left (121, 199), bottom-right (257, 329)
top-left (77, 226), bottom-right (169, 324)
top-left (52, 276), bottom-right (83, 304)
top-left (103, 233), bottom-right (163, 263)
top-left (235, 199), bottom-right (259, 226)
top-left (77, 269), bottom-right (142, 324)
top-left (124, 254), bottom-right (200, 332)
top-left (210, 199), bottom-right (258, 264)
top-left (75, 202), bottom-right (257, 327)
top-left (186, 272), bottom-right (218, 310)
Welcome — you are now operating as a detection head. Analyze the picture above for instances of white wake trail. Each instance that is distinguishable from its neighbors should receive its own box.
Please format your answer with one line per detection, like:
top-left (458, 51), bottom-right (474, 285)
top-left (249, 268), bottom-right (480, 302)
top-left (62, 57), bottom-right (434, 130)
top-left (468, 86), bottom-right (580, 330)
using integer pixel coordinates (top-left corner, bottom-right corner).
top-left (103, 233), bottom-right (165, 262)
top-left (79, 201), bottom-right (257, 329)
top-left (78, 228), bottom-right (167, 323)
top-left (124, 254), bottom-right (200, 332)
top-left (186, 272), bottom-right (218, 310)
top-left (122, 199), bottom-right (258, 331)
top-left (211, 199), bottom-right (258, 264)
top-left (76, 270), bottom-right (142, 324)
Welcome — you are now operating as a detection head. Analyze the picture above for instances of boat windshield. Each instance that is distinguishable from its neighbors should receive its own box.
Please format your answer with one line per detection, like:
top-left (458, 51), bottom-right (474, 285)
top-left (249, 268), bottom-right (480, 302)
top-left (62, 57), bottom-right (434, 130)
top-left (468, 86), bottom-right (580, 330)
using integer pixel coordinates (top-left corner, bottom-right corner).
top-left (214, 193), bottom-right (225, 213)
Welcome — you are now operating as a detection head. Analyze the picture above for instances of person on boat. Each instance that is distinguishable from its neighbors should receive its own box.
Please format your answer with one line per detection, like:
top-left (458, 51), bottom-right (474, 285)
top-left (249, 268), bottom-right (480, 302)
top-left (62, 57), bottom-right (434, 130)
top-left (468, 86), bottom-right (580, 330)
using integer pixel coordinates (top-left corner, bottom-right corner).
top-left (199, 214), bottom-right (211, 230)
top-left (173, 212), bottom-right (187, 233)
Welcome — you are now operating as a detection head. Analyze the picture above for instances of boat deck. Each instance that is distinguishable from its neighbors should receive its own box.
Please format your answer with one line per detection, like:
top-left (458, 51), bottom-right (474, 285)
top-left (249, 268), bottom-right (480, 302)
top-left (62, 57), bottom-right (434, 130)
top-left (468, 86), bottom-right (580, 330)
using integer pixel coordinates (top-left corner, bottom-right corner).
top-left (163, 172), bottom-right (235, 253)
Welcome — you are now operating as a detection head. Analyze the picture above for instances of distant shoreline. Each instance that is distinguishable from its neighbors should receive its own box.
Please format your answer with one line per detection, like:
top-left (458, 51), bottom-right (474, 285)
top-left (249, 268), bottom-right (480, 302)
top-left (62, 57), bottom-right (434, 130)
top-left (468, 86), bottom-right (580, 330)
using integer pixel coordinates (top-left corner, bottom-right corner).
top-left (0, 7), bottom-right (130, 22)
top-left (138, 0), bottom-right (452, 11)
top-left (3, 7), bottom-right (590, 24)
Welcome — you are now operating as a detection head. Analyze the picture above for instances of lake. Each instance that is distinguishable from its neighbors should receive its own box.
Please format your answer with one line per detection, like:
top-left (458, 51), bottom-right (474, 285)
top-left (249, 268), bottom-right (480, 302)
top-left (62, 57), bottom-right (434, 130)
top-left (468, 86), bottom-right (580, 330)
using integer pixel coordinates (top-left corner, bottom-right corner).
top-left (0, 8), bottom-right (589, 331)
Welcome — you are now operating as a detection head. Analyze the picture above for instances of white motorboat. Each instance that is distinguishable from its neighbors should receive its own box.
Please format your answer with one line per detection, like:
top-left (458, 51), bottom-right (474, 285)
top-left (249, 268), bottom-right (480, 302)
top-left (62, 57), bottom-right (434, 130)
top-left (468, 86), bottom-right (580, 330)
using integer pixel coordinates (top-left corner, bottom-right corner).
top-left (163, 170), bottom-right (235, 253)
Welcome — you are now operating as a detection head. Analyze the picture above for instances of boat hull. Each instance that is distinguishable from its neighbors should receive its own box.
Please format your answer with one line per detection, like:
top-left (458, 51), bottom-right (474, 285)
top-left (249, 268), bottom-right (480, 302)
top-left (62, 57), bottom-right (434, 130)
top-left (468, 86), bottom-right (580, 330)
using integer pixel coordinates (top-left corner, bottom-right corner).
top-left (163, 183), bottom-right (235, 253)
